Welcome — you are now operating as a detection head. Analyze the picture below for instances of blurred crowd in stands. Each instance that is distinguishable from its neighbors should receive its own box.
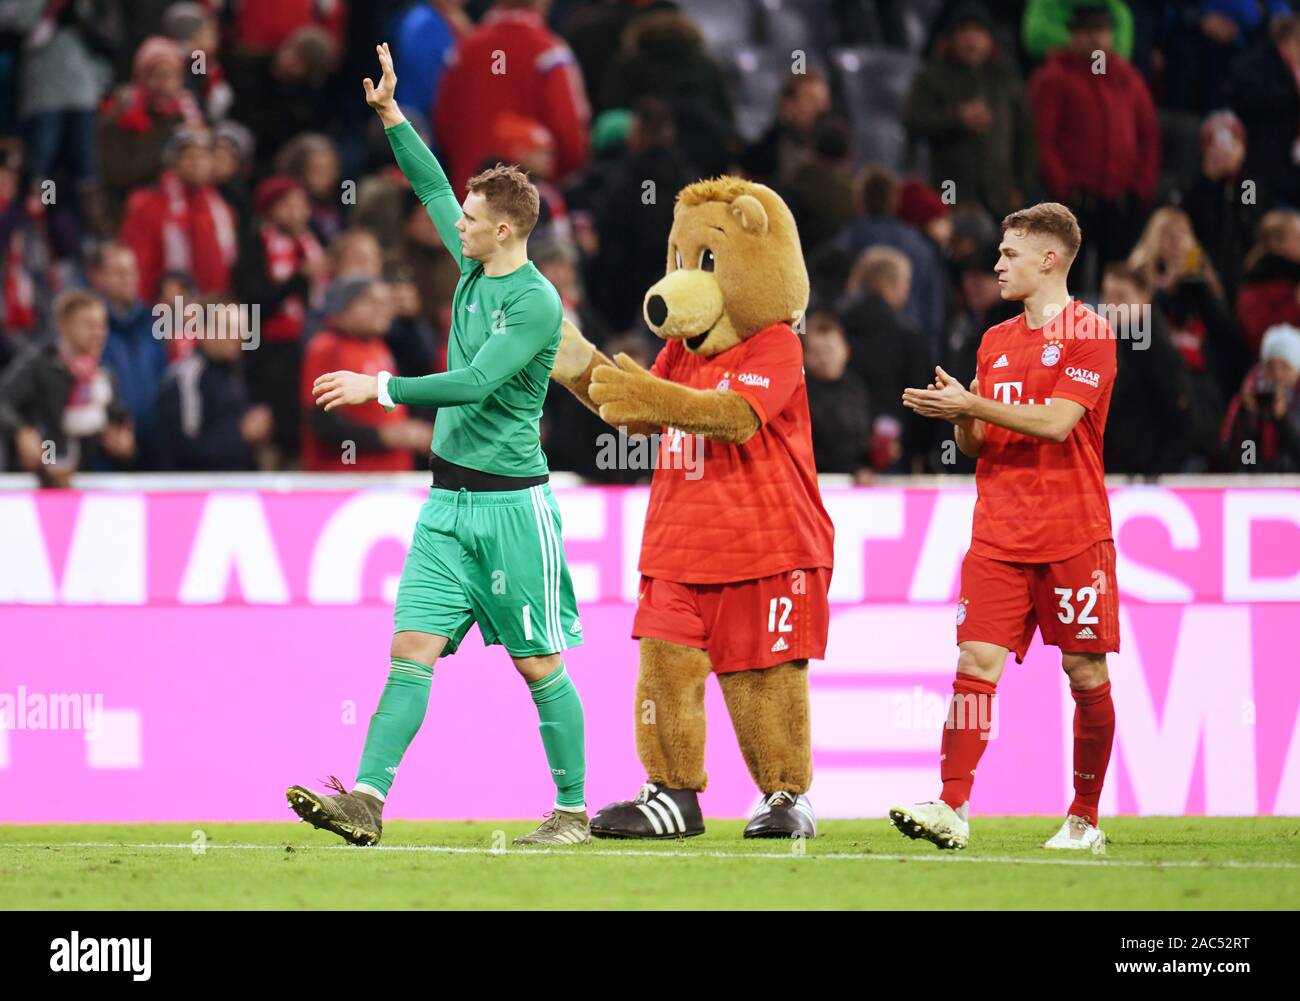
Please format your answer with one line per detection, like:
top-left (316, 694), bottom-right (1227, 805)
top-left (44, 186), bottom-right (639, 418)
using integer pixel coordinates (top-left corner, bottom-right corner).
top-left (2, 0), bottom-right (1300, 484)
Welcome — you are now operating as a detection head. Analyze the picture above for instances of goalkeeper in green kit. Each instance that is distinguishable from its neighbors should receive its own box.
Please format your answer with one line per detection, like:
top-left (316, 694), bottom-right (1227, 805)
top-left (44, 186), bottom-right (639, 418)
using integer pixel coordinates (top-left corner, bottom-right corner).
top-left (286, 43), bottom-right (588, 847)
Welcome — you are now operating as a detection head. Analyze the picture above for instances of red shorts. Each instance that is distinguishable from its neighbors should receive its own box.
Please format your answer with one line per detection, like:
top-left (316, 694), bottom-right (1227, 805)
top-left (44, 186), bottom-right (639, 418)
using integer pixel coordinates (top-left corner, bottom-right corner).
top-left (632, 567), bottom-right (831, 673)
top-left (956, 540), bottom-right (1120, 663)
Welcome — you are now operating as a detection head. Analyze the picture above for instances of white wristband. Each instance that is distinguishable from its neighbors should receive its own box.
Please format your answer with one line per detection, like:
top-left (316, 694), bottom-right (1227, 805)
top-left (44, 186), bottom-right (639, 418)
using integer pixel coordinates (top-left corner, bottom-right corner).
top-left (377, 371), bottom-right (395, 411)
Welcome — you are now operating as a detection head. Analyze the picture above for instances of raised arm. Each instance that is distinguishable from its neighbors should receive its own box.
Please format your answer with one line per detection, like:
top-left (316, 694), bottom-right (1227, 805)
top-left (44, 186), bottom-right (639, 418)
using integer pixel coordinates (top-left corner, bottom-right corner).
top-left (365, 42), bottom-right (466, 268)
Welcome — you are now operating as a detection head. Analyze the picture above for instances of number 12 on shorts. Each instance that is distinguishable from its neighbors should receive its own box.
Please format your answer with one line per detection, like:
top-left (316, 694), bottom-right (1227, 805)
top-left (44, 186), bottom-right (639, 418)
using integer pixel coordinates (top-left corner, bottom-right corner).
top-left (768, 596), bottom-right (793, 633)
top-left (1054, 587), bottom-right (1098, 625)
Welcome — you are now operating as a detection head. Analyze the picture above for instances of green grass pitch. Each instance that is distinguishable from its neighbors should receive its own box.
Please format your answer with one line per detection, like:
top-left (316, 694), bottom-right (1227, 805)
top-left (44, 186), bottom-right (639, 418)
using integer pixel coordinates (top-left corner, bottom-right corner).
top-left (2, 818), bottom-right (1296, 910)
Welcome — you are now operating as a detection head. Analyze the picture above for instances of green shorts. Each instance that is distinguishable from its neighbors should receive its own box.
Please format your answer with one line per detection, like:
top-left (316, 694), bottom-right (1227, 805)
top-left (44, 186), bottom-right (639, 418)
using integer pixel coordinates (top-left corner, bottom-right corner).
top-left (393, 483), bottom-right (583, 658)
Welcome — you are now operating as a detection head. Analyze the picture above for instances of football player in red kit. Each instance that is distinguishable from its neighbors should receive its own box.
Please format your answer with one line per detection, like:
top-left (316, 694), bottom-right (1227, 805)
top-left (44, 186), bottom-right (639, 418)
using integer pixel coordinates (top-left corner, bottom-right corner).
top-left (895, 202), bottom-right (1118, 854)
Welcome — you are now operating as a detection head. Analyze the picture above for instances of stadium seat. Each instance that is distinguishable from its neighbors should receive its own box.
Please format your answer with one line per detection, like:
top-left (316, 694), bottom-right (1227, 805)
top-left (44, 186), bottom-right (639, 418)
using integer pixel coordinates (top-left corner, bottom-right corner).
top-left (853, 116), bottom-right (909, 171)
top-left (677, 0), bottom-right (762, 57)
top-left (726, 45), bottom-right (828, 143)
top-left (828, 45), bottom-right (919, 121)
top-left (896, 0), bottom-right (945, 54)
top-left (755, 0), bottom-right (831, 54)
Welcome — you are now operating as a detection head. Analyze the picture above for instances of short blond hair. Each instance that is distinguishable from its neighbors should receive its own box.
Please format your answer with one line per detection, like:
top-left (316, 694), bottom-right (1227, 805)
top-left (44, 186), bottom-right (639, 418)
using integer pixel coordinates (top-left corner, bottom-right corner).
top-left (1001, 202), bottom-right (1082, 261)
top-left (849, 246), bottom-right (911, 296)
top-left (54, 289), bottom-right (105, 324)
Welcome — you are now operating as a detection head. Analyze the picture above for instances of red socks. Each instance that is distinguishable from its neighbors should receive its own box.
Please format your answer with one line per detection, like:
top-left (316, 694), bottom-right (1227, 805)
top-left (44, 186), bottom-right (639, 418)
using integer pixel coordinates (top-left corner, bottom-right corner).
top-left (939, 674), bottom-right (998, 811)
top-left (1068, 680), bottom-right (1115, 826)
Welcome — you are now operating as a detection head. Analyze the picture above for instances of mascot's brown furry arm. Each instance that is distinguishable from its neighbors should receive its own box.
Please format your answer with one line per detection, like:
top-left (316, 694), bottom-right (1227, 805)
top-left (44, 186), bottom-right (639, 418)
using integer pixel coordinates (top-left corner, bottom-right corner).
top-left (551, 177), bottom-right (835, 838)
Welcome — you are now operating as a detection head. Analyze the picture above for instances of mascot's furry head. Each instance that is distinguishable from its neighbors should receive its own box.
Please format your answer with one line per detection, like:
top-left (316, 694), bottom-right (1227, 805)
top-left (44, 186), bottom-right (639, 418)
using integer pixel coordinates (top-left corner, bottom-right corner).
top-left (642, 177), bottom-right (809, 356)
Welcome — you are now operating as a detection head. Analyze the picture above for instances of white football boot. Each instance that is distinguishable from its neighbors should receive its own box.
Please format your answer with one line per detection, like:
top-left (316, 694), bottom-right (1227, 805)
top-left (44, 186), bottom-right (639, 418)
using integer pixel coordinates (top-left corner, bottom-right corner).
top-left (1043, 814), bottom-right (1107, 855)
top-left (888, 800), bottom-right (970, 850)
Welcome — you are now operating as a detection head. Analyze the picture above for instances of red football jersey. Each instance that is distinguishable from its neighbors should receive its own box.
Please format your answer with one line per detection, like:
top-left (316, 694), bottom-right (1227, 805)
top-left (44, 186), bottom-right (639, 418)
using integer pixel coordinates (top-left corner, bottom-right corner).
top-left (638, 323), bottom-right (835, 584)
top-left (971, 301), bottom-right (1117, 563)
top-left (300, 331), bottom-right (411, 472)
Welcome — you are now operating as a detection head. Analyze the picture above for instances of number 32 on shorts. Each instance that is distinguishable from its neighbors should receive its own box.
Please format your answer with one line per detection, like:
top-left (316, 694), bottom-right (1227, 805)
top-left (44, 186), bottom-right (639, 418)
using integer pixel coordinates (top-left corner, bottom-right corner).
top-left (1054, 587), bottom-right (1099, 625)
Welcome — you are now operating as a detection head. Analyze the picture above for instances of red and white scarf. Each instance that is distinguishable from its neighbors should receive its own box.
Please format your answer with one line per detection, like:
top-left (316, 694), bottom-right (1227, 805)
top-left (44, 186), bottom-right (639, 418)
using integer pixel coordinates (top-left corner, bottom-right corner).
top-left (261, 224), bottom-right (323, 340)
top-left (159, 170), bottom-right (238, 282)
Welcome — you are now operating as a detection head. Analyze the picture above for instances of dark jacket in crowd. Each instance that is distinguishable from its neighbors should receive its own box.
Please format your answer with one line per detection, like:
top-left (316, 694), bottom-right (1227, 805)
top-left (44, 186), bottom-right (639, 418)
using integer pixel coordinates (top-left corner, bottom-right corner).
top-left (155, 351), bottom-right (257, 471)
top-left (1104, 309), bottom-right (1200, 475)
top-left (1182, 171), bottom-right (1273, 304)
top-left (785, 160), bottom-right (856, 256)
top-left (1227, 40), bottom-right (1300, 207)
top-left (599, 13), bottom-right (734, 177)
top-left (941, 297), bottom-right (1021, 472)
top-left (904, 43), bottom-right (1036, 220)
top-left (1157, 277), bottom-right (1250, 404)
top-left (590, 144), bottom-right (695, 331)
top-left (0, 339), bottom-right (128, 471)
top-left (541, 381), bottom-right (645, 483)
top-left (806, 370), bottom-right (873, 474)
top-left (839, 291), bottom-right (935, 470)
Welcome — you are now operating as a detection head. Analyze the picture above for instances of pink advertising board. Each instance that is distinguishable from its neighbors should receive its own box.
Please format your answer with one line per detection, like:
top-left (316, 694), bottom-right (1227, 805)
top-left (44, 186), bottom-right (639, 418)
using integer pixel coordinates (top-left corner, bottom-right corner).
top-left (1, 484), bottom-right (1297, 822)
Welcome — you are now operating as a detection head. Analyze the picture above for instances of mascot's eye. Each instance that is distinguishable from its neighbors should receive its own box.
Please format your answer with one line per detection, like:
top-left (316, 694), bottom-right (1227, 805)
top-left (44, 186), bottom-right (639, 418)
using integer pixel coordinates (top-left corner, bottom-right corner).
top-left (699, 249), bottom-right (716, 272)
top-left (674, 248), bottom-right (683, 270)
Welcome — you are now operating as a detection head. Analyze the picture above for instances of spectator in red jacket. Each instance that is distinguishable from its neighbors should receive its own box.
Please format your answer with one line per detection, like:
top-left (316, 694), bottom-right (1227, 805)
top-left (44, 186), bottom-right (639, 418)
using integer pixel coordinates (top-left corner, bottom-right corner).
top-left (1238, 209), bottom-right (1300, 356)
top-left (300, 276), bottom-right (432, 472)
top-left (1028, 2), bottom-right (1159, 292)
top-left (118, 127), bottom-right (239, 302)
top-left (434, 0), bottom-right (590, 196)
top-left (231, 0), bottom-right (347, 54)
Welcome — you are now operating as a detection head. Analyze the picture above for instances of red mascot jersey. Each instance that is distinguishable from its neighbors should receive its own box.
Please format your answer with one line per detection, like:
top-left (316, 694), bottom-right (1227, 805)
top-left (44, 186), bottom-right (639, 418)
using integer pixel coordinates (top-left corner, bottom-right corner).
top-left (638, 322), bottom-right (835, 584)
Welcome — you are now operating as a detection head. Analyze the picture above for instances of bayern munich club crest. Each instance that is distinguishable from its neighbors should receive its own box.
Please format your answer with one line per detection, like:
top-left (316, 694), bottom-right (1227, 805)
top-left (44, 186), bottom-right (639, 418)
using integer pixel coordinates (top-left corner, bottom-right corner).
top-left (1041, 341), bottom-right (1062, 366)
top-left (716, 374), bottom-right (730, 390)
top-left (956, 598), bottom-right (968, 625)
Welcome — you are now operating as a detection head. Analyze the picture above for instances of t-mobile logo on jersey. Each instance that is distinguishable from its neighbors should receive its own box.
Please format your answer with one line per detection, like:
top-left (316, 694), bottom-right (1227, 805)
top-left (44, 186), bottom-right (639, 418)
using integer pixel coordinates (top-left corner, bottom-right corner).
top-left (993, 381), bottom-right (1050, 406)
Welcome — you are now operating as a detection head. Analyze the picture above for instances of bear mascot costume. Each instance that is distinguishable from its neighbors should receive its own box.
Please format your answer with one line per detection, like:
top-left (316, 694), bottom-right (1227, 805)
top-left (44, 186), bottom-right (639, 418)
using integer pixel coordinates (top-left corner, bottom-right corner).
top-left (551, 177), bottom-right (835, 838)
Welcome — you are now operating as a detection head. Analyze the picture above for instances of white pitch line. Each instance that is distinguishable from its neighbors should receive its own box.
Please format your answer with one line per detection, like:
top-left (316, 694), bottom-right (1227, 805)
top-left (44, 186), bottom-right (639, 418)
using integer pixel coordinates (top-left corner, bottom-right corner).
top-left (1, 842), bottom-right (1296, 871)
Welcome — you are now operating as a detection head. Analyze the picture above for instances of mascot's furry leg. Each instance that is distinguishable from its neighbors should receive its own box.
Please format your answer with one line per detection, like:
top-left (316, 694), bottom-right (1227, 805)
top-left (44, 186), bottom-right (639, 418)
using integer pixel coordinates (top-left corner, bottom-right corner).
top-left (718, 660), bottom-right (817, 838)
top-left (590, 638), bottom-right (710, 839)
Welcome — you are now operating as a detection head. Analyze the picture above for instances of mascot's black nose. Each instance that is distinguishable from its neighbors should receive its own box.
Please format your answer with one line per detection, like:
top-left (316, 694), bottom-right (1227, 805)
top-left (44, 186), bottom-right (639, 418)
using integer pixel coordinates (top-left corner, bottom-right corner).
top-left (646, 294), bottom-right (668, 327)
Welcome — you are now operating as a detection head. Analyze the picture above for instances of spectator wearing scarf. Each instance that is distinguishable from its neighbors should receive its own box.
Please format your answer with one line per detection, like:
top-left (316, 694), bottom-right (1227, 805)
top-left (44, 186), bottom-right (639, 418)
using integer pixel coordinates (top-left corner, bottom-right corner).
top-left (118, 126), bottom-right (238, 301)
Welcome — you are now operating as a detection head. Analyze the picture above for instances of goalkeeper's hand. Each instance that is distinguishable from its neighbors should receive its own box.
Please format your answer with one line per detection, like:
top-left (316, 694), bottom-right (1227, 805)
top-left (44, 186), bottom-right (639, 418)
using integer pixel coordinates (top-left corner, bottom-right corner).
top-left (363, 43), bottom-right (404, 126)
top-left (313, 370), bottom-right (379, 412)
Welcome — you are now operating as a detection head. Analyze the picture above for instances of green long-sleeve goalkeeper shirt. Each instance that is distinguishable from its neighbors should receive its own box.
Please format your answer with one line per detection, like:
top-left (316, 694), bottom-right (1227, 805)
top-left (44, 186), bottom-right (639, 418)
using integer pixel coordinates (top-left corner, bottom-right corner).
top-left (379, 120), bottom-right (563, 477)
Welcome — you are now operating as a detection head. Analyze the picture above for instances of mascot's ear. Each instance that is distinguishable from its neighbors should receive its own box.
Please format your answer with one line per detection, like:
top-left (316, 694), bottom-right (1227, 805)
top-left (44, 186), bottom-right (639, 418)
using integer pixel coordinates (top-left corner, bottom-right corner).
top-left (730, 194), bottom-right (769, 235)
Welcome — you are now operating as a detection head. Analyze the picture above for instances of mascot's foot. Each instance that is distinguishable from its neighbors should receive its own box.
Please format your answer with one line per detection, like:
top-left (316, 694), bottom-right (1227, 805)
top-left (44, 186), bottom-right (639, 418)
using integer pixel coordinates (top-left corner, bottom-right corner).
top-left (591, 782), bottom-right (704, 839)
top-left (744, 791), bottom-right (817, 839)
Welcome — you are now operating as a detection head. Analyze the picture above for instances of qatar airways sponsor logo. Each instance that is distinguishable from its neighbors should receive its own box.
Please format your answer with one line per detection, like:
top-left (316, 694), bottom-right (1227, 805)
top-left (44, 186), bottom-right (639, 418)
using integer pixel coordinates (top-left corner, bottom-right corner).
top-left (735, 372), bottom-right (770, 389)
top-left (1067, 366), bottom-right (1101, 388)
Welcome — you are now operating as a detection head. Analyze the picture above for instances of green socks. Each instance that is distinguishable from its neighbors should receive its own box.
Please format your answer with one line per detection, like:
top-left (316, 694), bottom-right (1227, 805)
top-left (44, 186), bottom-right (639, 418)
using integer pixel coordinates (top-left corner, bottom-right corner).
top-left (353, 658), bottom-right (585, 809)
top-left (528, 664), bottom-right (587, 809)
top-left (354, 657), bottom-right (434, 799)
